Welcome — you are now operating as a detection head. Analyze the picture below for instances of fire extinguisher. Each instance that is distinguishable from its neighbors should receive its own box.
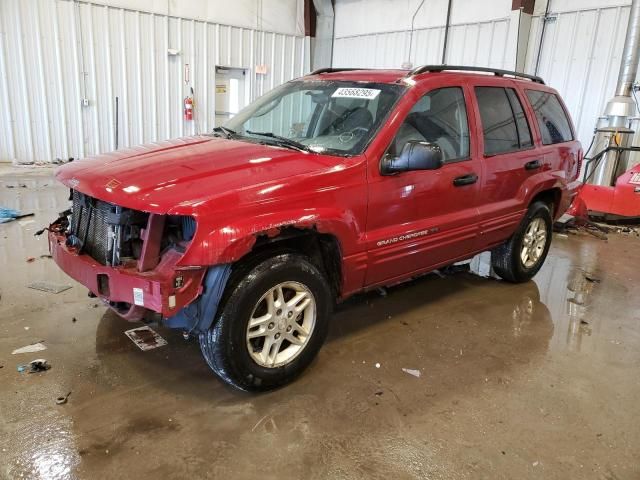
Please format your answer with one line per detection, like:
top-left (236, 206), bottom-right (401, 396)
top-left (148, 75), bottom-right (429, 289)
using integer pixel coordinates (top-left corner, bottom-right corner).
top-left (184, 96), bottom-right (193, 121)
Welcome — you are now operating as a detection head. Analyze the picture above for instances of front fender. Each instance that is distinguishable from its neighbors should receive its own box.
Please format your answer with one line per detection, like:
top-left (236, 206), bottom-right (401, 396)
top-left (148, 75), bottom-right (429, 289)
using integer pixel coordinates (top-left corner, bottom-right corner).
top-left (178, 207), bottom-right (362, 267)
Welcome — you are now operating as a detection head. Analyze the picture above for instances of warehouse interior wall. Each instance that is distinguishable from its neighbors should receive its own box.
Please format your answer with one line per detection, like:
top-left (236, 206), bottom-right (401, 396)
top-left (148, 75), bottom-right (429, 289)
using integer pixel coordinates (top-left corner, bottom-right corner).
top-left (524, 1), bottom-right (640, 159)
top-left (2, 0), bottom-right (640, 164)
top-left (84, 0), bottom-right (306, 36)
top-left (334, 0), bottom-right (514, 68)
top-left (333, 0), bottom-right (640, 154)
top-left (0, 0), bottom-right (309, 164)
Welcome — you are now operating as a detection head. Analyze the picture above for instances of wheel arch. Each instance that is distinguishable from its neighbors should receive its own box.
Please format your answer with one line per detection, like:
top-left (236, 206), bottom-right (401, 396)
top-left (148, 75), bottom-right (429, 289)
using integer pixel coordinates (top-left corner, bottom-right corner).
top-left (530, 187), bottom-right (562, 217)
top-left (232, 226), bottom-right (343, 300)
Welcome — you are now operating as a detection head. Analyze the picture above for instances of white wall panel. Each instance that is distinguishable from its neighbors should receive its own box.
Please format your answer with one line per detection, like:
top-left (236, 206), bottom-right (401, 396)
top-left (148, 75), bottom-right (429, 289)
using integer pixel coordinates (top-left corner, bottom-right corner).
top-left (0, 0), bottom-right (309, 164)
top-left (334, 0), bottom-right (511, 37)
top-left (333, 0), bottom-right (639, 152)
top-left (84, 0), bottom-right (305, 36)
top-left (333, 18), bottom-right (511, 70)
top-left (524, 3), bottom-right (639, 152)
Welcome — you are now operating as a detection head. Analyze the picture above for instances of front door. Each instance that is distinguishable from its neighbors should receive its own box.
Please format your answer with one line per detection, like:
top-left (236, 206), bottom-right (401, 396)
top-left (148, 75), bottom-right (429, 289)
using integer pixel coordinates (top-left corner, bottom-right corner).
top-left (365, 85), bottom-right (482, 286)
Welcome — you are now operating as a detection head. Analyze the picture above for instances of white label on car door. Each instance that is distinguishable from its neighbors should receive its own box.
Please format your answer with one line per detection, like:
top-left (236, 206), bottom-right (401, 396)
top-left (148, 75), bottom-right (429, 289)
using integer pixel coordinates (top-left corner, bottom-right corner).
top-left (133, 287), bottom-right (144, 306)
top-left (332, 87), bottom-right (381, 100)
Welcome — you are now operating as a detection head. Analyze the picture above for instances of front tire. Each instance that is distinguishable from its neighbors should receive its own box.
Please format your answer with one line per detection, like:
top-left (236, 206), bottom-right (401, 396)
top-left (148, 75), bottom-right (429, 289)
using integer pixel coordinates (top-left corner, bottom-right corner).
top-left (199, 253), bottom-right (332, 391)
top-left (491, 201), bottom-right (553, 283)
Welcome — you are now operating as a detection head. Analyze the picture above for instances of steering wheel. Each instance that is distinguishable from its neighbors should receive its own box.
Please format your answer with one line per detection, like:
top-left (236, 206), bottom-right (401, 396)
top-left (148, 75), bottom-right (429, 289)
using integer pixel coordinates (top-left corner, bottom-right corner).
top-left (349, 126), bottom-right (369, 135)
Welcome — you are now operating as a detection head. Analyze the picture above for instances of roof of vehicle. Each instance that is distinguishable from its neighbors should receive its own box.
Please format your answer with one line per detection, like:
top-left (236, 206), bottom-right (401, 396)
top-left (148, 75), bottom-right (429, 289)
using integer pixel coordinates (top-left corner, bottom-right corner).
top-left (303, 65), bottom-right (546, 86)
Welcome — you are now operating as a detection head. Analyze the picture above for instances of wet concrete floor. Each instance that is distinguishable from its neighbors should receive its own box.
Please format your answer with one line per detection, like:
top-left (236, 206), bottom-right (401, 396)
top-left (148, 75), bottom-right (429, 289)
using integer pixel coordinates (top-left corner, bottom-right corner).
top-left (0, 166), bottom-right (639, 479)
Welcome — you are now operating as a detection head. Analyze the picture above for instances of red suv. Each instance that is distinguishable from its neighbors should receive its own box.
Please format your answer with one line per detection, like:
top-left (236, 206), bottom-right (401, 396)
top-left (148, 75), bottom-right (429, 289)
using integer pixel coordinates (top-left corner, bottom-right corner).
top-left (48, 65), bottom-right (582, 390)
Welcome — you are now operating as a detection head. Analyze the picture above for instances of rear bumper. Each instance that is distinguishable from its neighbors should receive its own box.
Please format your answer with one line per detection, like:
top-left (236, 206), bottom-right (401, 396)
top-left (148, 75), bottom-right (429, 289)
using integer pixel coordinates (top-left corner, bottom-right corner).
top-left (48, 230), bottom-right (206, 319)
top-left (559, 179), bottom-right (582, 219)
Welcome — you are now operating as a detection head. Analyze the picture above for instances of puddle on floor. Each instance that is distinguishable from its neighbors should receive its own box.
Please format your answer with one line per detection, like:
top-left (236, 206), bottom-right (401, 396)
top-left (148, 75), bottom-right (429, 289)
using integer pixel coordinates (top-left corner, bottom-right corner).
top-left (2, 167), bottom-right (640, 479)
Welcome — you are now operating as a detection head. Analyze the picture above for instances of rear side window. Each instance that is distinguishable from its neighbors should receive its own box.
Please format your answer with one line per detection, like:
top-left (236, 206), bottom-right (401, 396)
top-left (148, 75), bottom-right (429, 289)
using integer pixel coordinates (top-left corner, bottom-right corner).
top-left (506, 89), bottom-right (533, 149)
top-left (525, 90), bottom-right (573, 144)
top-left (475, 87), bottom-right (533, 155)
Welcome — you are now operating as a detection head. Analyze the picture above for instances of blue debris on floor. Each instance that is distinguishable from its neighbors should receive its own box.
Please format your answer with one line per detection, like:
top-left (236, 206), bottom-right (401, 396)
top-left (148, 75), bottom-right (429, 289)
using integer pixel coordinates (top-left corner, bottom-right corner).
top-left (0, 207), bottom-right (33, 223)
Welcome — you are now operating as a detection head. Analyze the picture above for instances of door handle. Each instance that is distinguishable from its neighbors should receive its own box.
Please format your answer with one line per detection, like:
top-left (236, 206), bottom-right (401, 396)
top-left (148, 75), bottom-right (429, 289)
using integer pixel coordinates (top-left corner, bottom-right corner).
top-left (453, 173), bottom-right (478, 187)
top-left (524, 159), bottom-right (542, 170)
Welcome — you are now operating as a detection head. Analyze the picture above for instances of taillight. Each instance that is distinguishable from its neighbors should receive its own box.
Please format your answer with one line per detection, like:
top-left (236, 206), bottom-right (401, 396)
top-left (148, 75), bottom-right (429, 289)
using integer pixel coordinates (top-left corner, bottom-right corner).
top-left (575, 148), bottom-right (583, 180)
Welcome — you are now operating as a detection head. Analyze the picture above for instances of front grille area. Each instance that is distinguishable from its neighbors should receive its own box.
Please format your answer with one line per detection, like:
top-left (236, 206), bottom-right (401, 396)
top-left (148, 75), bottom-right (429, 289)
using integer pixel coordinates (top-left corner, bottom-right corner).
top-left (68, 190), bottom-right (193, 267)
top-left (71, 191), bottom-right (118, 265)
top-left (69, 190), bottom-right (149, 266)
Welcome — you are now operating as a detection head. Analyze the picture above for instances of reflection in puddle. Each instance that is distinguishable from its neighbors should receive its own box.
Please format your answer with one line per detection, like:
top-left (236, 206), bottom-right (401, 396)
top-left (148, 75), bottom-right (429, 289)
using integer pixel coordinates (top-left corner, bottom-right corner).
top-left (510, 294), bottom-right (535, 338)
top-left (535, 244), bottom-right (602, 353)
top-left (7, 413), bottom-right (80, 480)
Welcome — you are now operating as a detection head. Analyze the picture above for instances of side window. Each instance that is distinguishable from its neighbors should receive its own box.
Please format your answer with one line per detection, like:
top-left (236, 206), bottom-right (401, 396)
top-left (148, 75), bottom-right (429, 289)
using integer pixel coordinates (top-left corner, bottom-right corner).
top-left (475, 86), bottom-right (533, 155)
top-left (506, 89), bottom-right (533, 148)
top-left (387, 87), bottom-right (470, 162)
top-left (525, 90), bottom-right (573, 144)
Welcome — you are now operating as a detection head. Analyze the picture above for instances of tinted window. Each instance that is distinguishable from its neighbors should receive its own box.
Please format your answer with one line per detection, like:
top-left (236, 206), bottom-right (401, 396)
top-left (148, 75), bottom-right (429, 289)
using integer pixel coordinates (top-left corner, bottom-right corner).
top-left (506, 89), bottom-right (533, 148)
top-left (475, 87), bottom-right (533, 155)
top-left (525, 90), bottom-right (573, 144)
top-left (388, 87), bottom-right (470, 162)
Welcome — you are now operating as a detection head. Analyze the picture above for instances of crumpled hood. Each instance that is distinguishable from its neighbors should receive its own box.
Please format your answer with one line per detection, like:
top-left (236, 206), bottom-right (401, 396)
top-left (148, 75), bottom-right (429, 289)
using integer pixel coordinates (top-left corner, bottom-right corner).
top-left (55, 136), bottom-right (338, 214)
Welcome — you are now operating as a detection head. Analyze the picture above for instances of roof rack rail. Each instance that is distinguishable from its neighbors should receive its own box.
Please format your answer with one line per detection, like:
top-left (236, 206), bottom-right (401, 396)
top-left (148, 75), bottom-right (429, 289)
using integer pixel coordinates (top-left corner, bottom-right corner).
top-left (308, 67), bottom-right (364, 75)
top-left (407, 65), bottom-right (545, 84)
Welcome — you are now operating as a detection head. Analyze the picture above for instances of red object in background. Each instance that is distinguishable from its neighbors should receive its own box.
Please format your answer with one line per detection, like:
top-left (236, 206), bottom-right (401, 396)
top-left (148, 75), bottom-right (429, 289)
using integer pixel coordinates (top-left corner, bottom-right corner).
top-left (184, 96), bottom-right (193, 121)
top-left (573, 162), bottom-right (640, 218)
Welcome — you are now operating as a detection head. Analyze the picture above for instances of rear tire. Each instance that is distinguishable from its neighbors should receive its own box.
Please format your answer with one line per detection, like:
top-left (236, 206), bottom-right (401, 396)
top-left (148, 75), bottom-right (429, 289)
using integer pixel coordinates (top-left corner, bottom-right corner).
top-left (491, 201), bottom-right (552, 283)
top-left (199, 253), bottom-right (331, 391)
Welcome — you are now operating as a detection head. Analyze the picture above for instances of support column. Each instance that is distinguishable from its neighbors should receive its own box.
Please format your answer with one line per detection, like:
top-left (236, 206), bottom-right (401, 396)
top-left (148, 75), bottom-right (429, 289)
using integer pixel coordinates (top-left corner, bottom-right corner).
top-left (507, 0), bottom-right (536, 71)
top-left (311, 0), bottom-right (334, 70)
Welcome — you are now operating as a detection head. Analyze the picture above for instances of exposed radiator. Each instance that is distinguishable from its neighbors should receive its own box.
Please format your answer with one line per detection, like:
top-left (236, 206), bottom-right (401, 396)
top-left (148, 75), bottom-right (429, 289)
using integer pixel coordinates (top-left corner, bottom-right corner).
top-left (70, 190), bottom-right (117, 265)
top-left (68, 191), bottom-right (190, 266)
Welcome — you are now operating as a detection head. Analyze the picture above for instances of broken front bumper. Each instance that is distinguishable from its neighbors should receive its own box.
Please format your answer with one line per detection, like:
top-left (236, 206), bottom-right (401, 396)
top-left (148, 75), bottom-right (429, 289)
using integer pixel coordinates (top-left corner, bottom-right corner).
top-left (48, 230), bottom-right (206, 320)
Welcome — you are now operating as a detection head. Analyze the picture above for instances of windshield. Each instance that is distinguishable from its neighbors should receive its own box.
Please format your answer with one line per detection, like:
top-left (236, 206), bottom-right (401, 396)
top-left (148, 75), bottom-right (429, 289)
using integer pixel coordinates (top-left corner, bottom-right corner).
top-left (223, 80), bottom-right (405, 156)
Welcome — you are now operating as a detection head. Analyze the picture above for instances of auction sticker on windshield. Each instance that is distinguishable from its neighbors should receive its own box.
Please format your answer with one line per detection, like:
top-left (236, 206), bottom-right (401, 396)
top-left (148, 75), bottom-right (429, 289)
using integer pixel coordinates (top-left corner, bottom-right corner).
top-left (332, 87), bottom-right (381, 100)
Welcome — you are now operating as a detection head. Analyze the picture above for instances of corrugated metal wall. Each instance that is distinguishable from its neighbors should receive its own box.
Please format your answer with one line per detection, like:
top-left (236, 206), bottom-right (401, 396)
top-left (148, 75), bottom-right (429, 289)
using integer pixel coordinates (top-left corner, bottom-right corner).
top-left (524, 2), bottom-right (640, 154)
top-left (333, 18), bottom-right (512, 69)
top-left (333, 1), bottom-right (640, 152)
top-left (0, 0), bottom-right (309, 164)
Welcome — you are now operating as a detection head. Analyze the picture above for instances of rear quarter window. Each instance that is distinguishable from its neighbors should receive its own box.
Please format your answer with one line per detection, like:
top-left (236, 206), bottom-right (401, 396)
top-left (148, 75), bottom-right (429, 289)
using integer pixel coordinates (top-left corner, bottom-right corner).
top-left (525, 90), bottom-right (573, 145)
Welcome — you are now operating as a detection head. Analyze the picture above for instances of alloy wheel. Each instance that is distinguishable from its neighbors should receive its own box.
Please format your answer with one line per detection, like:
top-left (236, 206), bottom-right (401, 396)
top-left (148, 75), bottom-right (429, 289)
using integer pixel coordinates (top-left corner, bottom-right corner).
top-left (246, 281), bottom-right (316, 368)
top-left (520, 217), bottom-right (547, 268)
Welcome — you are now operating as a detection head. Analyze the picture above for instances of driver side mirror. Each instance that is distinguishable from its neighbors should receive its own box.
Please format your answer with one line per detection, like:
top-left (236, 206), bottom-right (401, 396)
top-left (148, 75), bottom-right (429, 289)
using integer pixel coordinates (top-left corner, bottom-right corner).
top-left (381, 141), bottom-right (444, 175)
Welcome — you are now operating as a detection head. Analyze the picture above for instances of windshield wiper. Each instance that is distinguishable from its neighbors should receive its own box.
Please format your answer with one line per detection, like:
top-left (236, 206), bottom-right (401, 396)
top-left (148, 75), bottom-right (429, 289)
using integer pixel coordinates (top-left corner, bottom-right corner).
top-left (212, 126), bottom-right (237, 139)
top-left (245, 130), bottom-right (309, 152)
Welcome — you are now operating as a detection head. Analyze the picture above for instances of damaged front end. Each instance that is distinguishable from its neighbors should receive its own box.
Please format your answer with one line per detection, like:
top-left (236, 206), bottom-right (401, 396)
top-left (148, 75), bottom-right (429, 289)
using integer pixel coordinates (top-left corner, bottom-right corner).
top-left (47, 190), bottom-right (229, 333)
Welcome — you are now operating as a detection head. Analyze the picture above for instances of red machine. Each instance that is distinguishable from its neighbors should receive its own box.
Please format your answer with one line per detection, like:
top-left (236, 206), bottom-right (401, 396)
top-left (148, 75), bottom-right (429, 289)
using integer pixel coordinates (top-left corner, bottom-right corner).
top-left (569, 0), bottom-right (640, 221)
top-left (571, 145), bottom-right (640, 219)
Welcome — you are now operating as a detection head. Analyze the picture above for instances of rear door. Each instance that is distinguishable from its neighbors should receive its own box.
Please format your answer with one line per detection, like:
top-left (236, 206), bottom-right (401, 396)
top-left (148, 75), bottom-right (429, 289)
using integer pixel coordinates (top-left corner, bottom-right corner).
top-left (469, 80), bottom-right (541, 248)
top-left (523, 88), bottom-right (581, 213)
top-left (364, 83), bottom-right (482, 286)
